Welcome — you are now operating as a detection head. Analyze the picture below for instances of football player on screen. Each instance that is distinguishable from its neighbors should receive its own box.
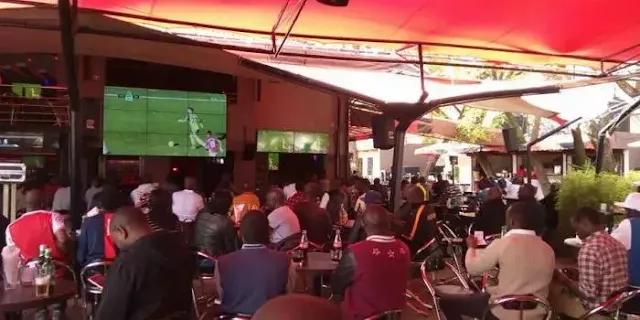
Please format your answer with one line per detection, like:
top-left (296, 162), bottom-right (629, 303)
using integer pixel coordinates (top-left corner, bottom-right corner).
top-left (204, 131), bottom-right (227, 157)
top-left (178, 106), bottom-right (205, 149)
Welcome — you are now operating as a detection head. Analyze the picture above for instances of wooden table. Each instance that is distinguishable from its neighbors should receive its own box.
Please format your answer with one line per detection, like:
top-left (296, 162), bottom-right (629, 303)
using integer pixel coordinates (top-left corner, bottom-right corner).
top-left (294, 252), bottom-right (338, 296)
top-left (0, 279), bottom-right (76, 316)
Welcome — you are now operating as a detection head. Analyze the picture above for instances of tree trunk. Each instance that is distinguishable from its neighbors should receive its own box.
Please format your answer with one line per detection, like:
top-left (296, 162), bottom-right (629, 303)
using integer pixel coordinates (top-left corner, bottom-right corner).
top-left (601, 136), bottom-right (617, 172)
top-left (571, 127), bottom-right (588, 168)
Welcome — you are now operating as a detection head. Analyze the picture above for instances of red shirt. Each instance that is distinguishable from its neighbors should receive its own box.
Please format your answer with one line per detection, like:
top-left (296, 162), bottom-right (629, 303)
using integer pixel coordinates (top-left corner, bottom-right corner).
top-left (342, 236), bottom-right (411, 319)
top-left (7, 210), bottom-right (65, 261)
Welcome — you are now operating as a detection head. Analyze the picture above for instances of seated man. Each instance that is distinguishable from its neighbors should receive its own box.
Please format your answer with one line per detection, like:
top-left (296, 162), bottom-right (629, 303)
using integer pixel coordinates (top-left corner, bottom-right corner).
top-left (293, 182), bottom-right (333, 245)
top-left (96, 207), bottom-right (195, 320)
top-left (77, 187), bottom-right (121, 267)
top-left (215, 210), bottom-right (289, 316)
top-left (399, 185), bottom-right (437, 257)
top-left (6, 188), bottom-right (69, 320)
top-left (439, 201), bottom-right (556, 320)
top-left (550, 207), bottom-right (628, 319)
top-left (264, 188), bottom-right (301, 244)
top-left (231, 183), bottom-right (261, 223)
top-left (6, 189), bottom-right (68, 261)
top-left (331, 205), bottom-right (411, 319)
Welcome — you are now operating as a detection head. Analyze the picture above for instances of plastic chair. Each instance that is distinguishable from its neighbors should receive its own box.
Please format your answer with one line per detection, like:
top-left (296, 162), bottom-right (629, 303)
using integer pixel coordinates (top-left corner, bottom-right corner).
top-left (579, 287), bottom-right (640, 320)
top-left (80, 260), bottom-right (113, 320)
top-left (483, 295), bottom-right (552, 320)
top-left (364, 309), bottom-right (403, 320)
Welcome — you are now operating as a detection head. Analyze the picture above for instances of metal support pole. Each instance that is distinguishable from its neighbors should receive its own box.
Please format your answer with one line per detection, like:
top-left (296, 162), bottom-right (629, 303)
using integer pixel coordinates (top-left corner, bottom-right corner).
top-left (595, 97), bottom-right (640, 174)
top-left (58, 0), bottom-right (83, 227)
top-left (391, 120), bottom-right (411, 213)
top-left (525, 117), bottom-right (582, 184)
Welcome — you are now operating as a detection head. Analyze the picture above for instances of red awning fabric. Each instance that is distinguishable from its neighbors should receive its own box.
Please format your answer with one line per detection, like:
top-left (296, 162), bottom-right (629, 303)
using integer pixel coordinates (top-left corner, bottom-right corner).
top-left (7, 0), bottom-right (640, 68)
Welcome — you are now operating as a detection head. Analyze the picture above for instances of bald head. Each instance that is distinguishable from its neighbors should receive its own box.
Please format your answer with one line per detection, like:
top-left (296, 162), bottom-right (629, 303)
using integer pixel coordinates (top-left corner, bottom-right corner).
top-left (25, 188), bottom-right (44, 211)
top-left (109, 206), bottom-right (152, 249)
top-left (304, 182), bottom-right (323, 202)
top-left (184, 176), bottom-right (197, 191)
top-left (363, 204), bottom-right (392, 236)
top-left (252, 294), bottom-right (343, 320)
top-left (265, 188), bottom-right (286, 211)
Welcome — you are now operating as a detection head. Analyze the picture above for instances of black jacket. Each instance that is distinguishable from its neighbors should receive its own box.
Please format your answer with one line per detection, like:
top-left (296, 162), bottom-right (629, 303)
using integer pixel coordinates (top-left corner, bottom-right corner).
top-left (293, 201), bottom-right (332, 245)
top-left (331, 248), bottom-right (356, 298)
top-left (96, 231), bottom-right (195, 320)
top-left (473, 199), bottom-right (507, 236)
top-left (193, 212), bottom-right (239, 257)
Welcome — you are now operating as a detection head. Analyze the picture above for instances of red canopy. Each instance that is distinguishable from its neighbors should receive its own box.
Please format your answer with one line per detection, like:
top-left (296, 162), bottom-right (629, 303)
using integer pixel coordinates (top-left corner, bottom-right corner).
top-left (8, 0), bottom-right (640, 69)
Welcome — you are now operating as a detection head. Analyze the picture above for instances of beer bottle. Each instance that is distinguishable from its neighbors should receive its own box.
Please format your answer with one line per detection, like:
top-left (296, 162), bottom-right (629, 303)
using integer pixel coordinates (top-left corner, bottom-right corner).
top-left (299, 230), bottom-right (309, 259)
top-left (331, 228), bottom-right (343, 261)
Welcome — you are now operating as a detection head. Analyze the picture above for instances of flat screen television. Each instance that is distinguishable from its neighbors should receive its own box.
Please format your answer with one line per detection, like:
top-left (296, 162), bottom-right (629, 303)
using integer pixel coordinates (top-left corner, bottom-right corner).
top-left (103, 86), bottom-right (227, 157)
top-left (256, 130), bottom-right (329, 154)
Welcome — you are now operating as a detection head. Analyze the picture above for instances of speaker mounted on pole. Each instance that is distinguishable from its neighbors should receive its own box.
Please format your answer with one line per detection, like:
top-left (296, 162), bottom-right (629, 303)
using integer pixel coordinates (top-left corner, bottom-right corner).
top-left (371, 115), bottom-right (394, 150)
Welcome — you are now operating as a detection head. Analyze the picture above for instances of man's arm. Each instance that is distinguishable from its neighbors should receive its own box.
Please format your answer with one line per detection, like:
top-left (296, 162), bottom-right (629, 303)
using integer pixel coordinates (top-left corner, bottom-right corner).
top-left (95, 261), bottom-right (133, 320)
top-left (51, 212), bottom-right (68, 253)
top-left (331, 248), bottom-right (355, 299)
top-left (575, 246), bottom-right (601, 303)
top-left (611, 219), bottom-right (632, 250)
top-left (465, 239), bottom-right (501, 276)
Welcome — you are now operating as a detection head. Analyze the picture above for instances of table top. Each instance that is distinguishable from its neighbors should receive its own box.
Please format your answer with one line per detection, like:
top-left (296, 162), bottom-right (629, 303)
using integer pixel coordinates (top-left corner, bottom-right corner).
top-left (295, 252), bottom-right (338, 274)
top-left (0, 279), bottom-right (76, 312)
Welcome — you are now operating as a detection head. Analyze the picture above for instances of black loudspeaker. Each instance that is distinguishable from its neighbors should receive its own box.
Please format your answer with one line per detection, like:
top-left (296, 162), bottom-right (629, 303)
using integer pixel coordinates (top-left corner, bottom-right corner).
top-left (316, 0), bottom-right (349, 6)
top-left (502, 128), bottom-right (520, 152)
top-left (243, 143), bottom-right (256, 161)
top-left (371, 115), bottom-right (394, 150)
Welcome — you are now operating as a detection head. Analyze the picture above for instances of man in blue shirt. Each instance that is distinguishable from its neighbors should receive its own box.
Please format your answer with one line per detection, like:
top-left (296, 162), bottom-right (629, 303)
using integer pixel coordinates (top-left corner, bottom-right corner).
top-left (214, 210), bottom-right (289, 316)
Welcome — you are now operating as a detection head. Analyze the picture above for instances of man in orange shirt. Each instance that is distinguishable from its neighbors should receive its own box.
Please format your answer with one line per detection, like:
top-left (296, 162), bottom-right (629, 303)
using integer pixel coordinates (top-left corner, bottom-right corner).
top-left (231, 183), bottom-right (260, 224)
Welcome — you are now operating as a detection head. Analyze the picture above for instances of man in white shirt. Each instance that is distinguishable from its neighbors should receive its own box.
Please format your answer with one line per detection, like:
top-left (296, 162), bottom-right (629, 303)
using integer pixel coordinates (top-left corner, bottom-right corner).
top-left (265, 188), bottom-right (301, 244)
top-left (172, 176), bottom-right (204, 222)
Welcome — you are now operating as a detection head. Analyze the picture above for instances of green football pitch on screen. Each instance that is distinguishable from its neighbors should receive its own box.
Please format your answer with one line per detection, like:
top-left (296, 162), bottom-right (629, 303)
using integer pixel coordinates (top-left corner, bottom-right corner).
top-left (103, 86), bottom-right (227, 157)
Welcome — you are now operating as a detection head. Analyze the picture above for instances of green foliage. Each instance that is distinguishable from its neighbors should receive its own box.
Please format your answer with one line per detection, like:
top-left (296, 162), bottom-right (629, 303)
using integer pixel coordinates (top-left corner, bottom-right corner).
top-left (489, 113), bottom-right (508, 129)
top-left (422, 136), bottom-right (439, 145)
top-left (556, 166), bottom-right (633, 229)
top-left (627, 170), bottom-right (640, 184)
top-left (455, 108), bottom-right (489, 143)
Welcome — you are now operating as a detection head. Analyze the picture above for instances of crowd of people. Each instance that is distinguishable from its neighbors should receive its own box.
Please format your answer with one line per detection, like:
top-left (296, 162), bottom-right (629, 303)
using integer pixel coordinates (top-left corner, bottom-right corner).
top-left (4, 170), bottom-right (640, 319)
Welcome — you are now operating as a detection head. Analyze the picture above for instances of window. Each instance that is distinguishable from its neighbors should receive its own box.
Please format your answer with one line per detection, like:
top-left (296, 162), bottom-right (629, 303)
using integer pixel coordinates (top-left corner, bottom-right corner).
top-left (367, 157), bottom-right (374, 176)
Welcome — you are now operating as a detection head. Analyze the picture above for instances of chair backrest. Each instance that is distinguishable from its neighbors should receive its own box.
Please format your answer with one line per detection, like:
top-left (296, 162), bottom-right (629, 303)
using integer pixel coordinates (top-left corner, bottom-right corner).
top-left (580, 287), bottom-right (640, 320)
top-left (194, 250), bottom-right (217, 279)
top-left (485, 295), bottom-right (552, 320)
top-left (363, 309), bottom-right (403, 320)
top-left (80, 260), bottom-right (113, 295)
top-left (420, 253), bottom-right (470, 297)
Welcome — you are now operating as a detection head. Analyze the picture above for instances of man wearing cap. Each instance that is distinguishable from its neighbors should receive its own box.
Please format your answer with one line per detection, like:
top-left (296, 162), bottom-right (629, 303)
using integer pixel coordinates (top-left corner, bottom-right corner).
top-left (612, 193), bottom-right (640, 285)
top-left (611, 192), bottom-right (640, 315)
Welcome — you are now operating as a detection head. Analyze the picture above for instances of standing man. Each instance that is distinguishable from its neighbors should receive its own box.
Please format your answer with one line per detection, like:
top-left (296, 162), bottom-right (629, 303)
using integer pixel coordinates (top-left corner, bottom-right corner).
top-left (331, 205), bottom-right (411, 319)
top-left (172, 176), bottom-right (204, 222)
top-left (96, 207), bottom-right (195, 320)
top-left (6, 189), bottom-right (68, 261)
top-left (264, 188), bottom-right (300, 244)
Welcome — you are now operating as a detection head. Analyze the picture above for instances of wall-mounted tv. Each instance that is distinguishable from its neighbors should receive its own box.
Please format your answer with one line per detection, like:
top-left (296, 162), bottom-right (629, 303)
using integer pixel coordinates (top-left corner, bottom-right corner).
top-left (256, 130), bottom-right (329, 154)
top-left (103, 86), bottom-right (227, 157)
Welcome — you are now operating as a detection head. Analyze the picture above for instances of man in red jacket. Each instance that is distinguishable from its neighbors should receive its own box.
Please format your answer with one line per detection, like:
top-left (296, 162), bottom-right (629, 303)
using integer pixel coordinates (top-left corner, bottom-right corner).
top-left (331, 205), bottom-right (411, 319)
top-left (6, 189), bottom-right (67, 261)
